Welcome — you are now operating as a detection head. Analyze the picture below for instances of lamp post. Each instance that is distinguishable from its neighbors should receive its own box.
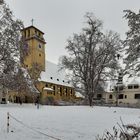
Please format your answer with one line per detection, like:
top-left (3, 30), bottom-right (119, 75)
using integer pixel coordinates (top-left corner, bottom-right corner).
top-left (115, 54), bottom-right (123, 106)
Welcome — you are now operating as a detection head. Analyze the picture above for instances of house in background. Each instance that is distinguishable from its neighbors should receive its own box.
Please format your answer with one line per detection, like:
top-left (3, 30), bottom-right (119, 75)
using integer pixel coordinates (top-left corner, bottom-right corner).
top-left (104, 77), bottom-right (140, 107)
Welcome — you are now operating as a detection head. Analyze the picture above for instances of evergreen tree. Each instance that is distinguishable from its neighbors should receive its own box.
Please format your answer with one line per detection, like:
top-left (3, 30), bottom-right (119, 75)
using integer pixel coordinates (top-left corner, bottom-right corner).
top-left (0, 0), bottom-right (23, 91)
top-left (124, 10), bottom-right (140, 75)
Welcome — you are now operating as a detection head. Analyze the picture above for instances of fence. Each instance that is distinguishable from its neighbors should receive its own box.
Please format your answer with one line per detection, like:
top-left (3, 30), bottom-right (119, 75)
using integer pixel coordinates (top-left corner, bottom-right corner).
top-left (6, 112), bottom-right (61, 140)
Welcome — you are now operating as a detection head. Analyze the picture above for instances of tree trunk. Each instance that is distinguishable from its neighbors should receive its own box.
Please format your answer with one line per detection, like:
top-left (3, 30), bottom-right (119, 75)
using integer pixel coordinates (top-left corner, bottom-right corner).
top-left (88, 96), bottom-right (93, 106)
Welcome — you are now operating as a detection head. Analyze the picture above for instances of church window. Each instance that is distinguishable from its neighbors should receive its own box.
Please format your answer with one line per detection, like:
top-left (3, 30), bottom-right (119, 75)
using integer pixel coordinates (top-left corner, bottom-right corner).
top-left (46, 84), bottom-right (48, 87)
top-left (39, 53), bottom-right (41, 57)
top-left (60, 87), bottom-right (62, 93)
top-left (63, 80), bottom-right (65, 82)
top-left (50, 77), bottom-right (53, 79)
top-left (57, 79), bottom-right (59, 81)
top-left (125, 95), bottom-right (127, 99)
top-left (66, 88), bottom-right (67, 93)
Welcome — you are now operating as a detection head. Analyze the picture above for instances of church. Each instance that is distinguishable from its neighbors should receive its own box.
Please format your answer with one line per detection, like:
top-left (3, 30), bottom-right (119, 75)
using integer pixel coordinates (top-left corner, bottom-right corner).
top-left (20, 25), bottom-right (76, 105)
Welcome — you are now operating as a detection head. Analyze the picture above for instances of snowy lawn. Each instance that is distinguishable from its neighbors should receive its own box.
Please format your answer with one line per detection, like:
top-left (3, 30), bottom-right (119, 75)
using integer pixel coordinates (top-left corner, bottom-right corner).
top-left (0, 104), bottom-right (139, 140)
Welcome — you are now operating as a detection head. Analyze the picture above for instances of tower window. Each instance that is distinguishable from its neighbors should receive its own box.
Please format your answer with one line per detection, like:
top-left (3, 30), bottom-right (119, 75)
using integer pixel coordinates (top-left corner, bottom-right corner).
top-left (50, 77), bottom-right (53, 80)
top-left (38, 32), bottom-right (41, 37)
top-left (28, 29), bottom-right (30, 37)
top-left (39, 53), bottom-right (41, 57)
top-left (57, 79), bottom-right (59, 81)
top-left (38, 44), bottom-right (42, 49)
top-left (24, 31), bottom-right (26, 38)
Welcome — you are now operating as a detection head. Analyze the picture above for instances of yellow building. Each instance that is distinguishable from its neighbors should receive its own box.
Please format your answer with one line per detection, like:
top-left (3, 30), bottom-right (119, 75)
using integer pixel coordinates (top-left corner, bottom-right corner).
top-left (21, 25), bottom-right (75, 105)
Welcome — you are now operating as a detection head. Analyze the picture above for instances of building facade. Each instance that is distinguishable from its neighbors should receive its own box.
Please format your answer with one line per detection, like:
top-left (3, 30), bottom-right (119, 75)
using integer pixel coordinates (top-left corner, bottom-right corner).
top-left (21, 25), bottom-right (75, 105)
top-left (104, 78), bottom-right (140, 107)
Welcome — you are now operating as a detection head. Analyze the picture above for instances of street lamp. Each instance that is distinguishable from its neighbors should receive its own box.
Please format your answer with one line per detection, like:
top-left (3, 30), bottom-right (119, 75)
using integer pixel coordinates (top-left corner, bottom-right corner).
top-left (115, 54), bottom-right (123, 106)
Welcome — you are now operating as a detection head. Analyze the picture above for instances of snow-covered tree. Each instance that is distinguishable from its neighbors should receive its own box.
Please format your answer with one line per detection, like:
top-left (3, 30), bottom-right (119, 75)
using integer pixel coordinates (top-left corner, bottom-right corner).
top-left (124, 10), bottom-right (140, 75)
top-left (60, 13), bottom-right (122, 106)
top-left (0, 1), bottom-right (23, 91)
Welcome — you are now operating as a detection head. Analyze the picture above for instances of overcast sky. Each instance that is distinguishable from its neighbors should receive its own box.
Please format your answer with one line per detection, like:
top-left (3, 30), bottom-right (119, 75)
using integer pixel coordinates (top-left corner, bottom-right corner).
top-left (5, 0), bottom-right (140, 64)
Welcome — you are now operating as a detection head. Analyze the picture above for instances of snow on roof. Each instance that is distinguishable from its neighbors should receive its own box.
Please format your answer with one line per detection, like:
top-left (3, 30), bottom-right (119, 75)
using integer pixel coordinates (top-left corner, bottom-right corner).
top-left (39, 61), bottom-right (73, 87)
top-left (124, 76), bottom-right (140, 86)
top-left (75, 92), bottom-right (84, 98)
top-left (105, 75), bottom-right (140, 93)
top-left (104, 80), bottom-right (117, 92)
top-left (43, 87), bottom-right (54, 91)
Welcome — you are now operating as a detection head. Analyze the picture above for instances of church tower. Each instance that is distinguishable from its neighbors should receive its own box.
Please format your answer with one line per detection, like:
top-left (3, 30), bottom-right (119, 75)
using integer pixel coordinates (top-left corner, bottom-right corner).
top-left (21, 25), bottom-right (46, 71)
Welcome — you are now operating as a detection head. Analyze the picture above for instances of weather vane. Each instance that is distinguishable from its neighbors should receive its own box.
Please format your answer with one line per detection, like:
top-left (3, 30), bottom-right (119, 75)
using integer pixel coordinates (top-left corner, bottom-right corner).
top-left (31, 19), bottom-right (34, 26)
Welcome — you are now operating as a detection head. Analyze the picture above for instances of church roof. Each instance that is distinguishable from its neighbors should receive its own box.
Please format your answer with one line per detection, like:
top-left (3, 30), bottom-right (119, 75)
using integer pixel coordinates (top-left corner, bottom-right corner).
top-left (125, 77), bottom-right (140, 86)
top-left (39, 61), bottom-right (73, 87)
top-left (21, 25), bottom-right (44, 34)
top-left (105, 76), bottom-right (140, 92)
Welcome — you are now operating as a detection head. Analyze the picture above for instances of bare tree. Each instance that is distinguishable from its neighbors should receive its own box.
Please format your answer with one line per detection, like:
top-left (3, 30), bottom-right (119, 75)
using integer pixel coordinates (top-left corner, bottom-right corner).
top-left (60, 13), bottom-right (122, 106)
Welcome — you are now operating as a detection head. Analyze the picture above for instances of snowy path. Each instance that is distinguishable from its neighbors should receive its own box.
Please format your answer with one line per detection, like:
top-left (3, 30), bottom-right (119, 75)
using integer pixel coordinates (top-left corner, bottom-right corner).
top-left (0, 104), bottom-right (139, 140)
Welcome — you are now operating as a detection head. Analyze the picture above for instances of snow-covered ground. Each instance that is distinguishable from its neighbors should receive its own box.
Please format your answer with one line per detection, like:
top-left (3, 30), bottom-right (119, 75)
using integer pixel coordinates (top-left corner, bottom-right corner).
top-left (0, 104), bottom-right (139, 140)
